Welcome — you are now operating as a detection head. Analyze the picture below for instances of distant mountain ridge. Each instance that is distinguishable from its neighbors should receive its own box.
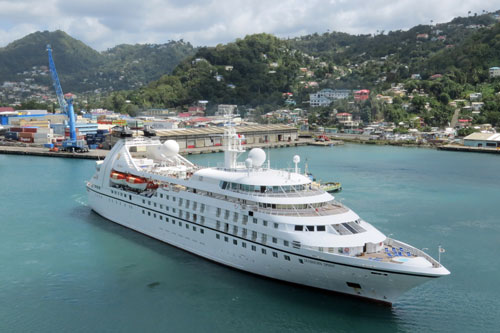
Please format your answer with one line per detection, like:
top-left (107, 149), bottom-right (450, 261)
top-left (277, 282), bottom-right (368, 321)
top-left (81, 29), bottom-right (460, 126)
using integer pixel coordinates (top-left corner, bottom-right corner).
top-left (0, 30), bottom-right (196, 92)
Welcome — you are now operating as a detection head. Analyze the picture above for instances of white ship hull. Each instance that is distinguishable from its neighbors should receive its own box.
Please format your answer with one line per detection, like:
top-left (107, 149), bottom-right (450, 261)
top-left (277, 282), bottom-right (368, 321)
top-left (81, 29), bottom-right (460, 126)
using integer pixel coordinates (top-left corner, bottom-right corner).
top-left (87, 186), bottom-right (439, 304)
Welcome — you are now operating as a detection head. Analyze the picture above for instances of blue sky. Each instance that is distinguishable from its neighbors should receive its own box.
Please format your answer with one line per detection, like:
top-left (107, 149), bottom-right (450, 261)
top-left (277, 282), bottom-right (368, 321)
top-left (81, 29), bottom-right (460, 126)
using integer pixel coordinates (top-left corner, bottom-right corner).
top-left (0, 0), bottom-right (498, 51)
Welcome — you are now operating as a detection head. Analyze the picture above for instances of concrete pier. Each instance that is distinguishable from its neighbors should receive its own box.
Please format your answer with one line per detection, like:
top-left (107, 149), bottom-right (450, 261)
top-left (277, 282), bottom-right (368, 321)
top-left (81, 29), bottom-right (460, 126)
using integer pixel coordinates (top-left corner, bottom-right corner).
top-left (0, 138), bottom-right (316, 160)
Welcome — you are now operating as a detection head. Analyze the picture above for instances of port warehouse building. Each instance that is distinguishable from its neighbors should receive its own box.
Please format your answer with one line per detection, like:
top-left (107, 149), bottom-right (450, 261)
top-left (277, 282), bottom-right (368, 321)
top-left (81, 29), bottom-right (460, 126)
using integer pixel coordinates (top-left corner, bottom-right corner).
top-left (154, 124), bottom-right (298, 149)
top-left (463, 133), bottom-right (500, 148)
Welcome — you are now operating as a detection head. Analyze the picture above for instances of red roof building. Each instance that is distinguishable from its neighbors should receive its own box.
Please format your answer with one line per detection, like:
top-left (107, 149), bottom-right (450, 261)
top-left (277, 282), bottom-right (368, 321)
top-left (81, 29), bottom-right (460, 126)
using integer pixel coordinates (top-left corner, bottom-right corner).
top-left (354, 90), bottom-right (370, 101)
top-left (0, 107), bottom-right (15, 113)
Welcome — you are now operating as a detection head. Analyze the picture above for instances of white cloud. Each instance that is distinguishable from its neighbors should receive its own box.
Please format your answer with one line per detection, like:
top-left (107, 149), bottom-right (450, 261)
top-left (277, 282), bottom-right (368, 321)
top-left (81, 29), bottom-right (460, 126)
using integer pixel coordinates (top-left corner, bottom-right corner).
top-left (0, 0), bottom-right (498, 51)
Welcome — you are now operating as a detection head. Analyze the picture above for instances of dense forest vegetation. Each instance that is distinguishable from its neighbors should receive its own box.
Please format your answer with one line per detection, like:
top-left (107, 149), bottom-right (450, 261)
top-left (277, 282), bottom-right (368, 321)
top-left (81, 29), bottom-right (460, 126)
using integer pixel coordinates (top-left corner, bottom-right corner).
top-left (0, 30), bottom-right (196, 92)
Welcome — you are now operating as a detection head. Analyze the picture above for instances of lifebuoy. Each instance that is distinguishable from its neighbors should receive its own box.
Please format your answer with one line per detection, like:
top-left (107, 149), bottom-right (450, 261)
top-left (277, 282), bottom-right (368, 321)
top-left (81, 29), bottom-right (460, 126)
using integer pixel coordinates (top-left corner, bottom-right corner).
top-left (344, 247), bottom-right (350, 253)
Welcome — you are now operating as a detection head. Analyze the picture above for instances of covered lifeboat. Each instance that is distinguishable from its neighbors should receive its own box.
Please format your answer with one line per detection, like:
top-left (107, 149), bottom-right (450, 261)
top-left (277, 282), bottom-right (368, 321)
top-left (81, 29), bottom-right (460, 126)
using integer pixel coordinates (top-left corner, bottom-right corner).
top-left (126, 175), bottom-right (148, 191)
top-left (110, 170), bottom-right (127, 186)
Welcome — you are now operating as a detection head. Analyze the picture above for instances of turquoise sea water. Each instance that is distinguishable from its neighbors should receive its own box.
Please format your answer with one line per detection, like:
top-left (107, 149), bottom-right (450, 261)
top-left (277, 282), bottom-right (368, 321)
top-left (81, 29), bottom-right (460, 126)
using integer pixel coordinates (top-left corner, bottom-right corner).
top-left (1, 144), bottom-right (499, 332)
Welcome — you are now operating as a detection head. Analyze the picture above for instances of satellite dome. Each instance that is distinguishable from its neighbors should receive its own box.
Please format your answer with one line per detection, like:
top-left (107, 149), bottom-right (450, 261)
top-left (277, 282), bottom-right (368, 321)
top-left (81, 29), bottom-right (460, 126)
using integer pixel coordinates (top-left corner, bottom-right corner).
top-left (245, 158), bottom-right (253, 169)
top-left (248, 148), bottom-right (266, 168)
top-left (162, 140), bottom-right (179, 157)
top-left (293, 155), bottom-right (300, 164)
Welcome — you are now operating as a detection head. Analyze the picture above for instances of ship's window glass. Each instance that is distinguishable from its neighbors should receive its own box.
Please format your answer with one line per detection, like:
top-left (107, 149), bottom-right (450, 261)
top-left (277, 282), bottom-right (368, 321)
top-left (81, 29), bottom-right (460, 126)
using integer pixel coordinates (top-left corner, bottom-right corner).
top-left (200, 204), bottom-right (205, 212)
top-left (200, 216), bottom-right (205, 224)
top-left (193, 214), bottom-right (197, 222)
top-left (233, 239), bottom-right (237, 245)
top-left (224, 236), bottom-right (228, 242)
top-left (284, 255), bottom-right (290, 261)
top-left (233, 226), bottom-right (238, 235)
top-left (148, 212), bottom-right (151, 216)
top-left (186, 200), bottom-right (190, 208)
top-left (186, 212), bottom-right (190, 220)
top-left (251, 245), bottom-right (256, 251)
top-left (160, 194), bottom-right (163, 198)
top-left (224, 223), bottom-right (229, 232)
top-left (129, 195), bottom-right (132, 200)
top-left (172, 208), bottom-right (176, 213)
top-left (193, 202), bottom-right (197, 210)
top-left (299, 259), bottom-right (304, 264)
top-left (261, 249), bottom-right (267, 254)
top-left (216, 207), bottom-right (221, 217)
top-left (216, 234), bottom-right (220, 239)
top-left (273, 252), bottom-right (278, 258)
top-left (148, 201), bottom-right (151, 205)
top-left (154, 203), bottom-right (157, 207)
top-left (272, 237), bottom-right (277, 243)
top-left (186, 224), bottom-right (189, 229)
top-left (167, 195), bottom-right (170, 200)
top-left (142, 210), bottom-right (145, 214)
top-left (274, 223), bottom-right (279, 229)
top-left (216, 221), bottom-right (221, 230)
top-left (200, 229), bottom-right (204, 234)
top-left (166, 217), bottom-right (169, 222)
top-left (166, 206), bottom-right (170, 211)
top-left (242, 242), bottom-right (247, 248)
top-left (224, 210), bottom-right (230, 219)
top-left (160, 204), bottom-right (163, 209)
top-left (263, 220), bottom-right (268, 226)
top-left (253, 218), bottom-right (257, 224)
top-left (179, 222), bottom-right (182, 226)
top-left (153, 213), bottom-right (156, 218)
top-left (233, 212), bottom-right (238, 222)
top-left (317, 225), bottom-right (326, 232)
top-left (179, 198), bottom-right (183, 206)
top-left (243, 215), bottom-right (248, 224)
top-left (173, 197), bottom-right (176, 202)
top-left (294, 225), bottom-right (303, 231)
top-left (172, 220), bottom-right (176, 225)
top-left (306, 225), bottom-right (314, 232)
top-left (284, 240), bottom-right (289, 247)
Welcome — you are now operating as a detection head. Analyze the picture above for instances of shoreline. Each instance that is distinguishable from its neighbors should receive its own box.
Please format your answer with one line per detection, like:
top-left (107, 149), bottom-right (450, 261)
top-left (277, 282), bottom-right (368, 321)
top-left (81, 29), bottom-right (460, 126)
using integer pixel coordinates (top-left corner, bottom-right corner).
top-left (2, 138), bottom-right (498, 160)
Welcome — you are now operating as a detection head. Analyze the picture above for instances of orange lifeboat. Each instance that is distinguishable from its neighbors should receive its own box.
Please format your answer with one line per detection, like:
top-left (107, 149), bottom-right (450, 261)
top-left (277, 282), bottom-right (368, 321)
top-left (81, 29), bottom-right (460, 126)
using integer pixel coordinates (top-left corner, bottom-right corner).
top-left (126, 175), bottom-right (147, 191)
top-left (110, 171), bottom-right (127, 186)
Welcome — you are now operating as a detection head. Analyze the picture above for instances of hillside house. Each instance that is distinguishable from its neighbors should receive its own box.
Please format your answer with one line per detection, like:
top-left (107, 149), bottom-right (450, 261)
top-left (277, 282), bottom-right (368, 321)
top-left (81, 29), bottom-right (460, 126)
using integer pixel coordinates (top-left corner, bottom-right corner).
top-left (489, 67), bottom-right (500, 77)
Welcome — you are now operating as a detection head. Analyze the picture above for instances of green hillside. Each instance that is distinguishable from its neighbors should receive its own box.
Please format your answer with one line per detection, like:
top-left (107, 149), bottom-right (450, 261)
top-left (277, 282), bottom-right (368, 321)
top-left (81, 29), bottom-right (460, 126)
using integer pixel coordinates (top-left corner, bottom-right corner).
top-left (0, 30), bottom-right (196, 92)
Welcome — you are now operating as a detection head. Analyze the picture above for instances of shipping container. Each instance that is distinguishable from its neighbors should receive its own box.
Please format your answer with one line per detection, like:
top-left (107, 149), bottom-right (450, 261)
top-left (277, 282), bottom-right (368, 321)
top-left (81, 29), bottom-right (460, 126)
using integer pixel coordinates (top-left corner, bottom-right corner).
top-left (19, 132), bottom-right (34, 138)
top-left (5, 132), bottom-right (18, 139)
top-left (23, 127), bottom-right (37, 133)
top-left (44, 143), bottom-right (55, 148)
top-left (19, 137), bottom-right (34, 143)
top-left (10, 127), bottom-right (23, 132)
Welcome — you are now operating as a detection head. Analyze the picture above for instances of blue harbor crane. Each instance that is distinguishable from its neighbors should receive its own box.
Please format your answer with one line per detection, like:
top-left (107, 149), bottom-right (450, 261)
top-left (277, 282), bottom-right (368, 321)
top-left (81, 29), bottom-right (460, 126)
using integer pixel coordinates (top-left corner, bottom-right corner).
top-left (47, 44), bottom-right (88, 152)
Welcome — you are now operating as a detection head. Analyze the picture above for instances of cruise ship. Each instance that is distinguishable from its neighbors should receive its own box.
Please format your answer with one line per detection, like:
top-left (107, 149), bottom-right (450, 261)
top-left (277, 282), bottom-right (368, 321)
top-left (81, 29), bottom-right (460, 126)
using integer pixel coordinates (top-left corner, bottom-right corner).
top-left (86, 124), bottom-right (450, 304)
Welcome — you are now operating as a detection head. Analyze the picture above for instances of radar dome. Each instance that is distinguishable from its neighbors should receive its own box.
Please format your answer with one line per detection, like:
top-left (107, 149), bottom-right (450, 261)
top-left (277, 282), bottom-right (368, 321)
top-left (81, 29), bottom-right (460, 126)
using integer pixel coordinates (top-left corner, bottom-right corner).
top-left (248, 148), bottom-right (266, 168)
top-left (245, 158), bottom-right (253, 169)
top-left (293, 155), bottom-right (300, 164)
top-left (162, 140), bottom-right (179, 157)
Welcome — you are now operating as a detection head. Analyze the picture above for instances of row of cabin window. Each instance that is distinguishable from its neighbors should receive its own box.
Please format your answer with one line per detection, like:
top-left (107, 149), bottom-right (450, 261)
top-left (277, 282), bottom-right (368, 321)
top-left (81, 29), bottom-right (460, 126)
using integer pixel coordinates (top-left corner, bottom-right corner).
top-left (178, 210), bottom-right (205, 224)
top-left (216, 221), bottom-right (290, 247)
top-left (141, 196), bottom-right (205, 214)
top-left (111, 189), bottom-right (132, 200)
top-left (294, 225), bottom-right (326, 232)
top-left (258, 202), bottom-right (328, 210)
top-left (215, 233), bottom-right (292, 261)
top-left (141, 209), bottom-right (205, 234)
top-left (215, 208), bottom-right (279, 228)
top-left (220, 181), bottom-right (308, 193)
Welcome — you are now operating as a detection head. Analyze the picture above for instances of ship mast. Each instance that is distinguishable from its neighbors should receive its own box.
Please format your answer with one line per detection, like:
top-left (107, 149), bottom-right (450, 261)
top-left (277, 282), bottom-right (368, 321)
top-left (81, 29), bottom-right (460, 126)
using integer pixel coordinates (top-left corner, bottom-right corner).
top-left (223, 108), bottom-right (244, 169)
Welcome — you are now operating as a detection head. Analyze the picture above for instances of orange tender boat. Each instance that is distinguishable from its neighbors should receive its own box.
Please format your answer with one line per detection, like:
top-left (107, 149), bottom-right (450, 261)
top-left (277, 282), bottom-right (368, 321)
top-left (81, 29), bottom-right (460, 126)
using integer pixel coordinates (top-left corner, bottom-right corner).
top-left (110, 171), bottom-right (127, 186)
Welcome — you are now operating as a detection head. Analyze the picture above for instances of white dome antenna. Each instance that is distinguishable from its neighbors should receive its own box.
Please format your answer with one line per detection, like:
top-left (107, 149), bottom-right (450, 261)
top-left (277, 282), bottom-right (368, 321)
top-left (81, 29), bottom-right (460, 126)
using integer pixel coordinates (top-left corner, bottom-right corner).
top-left (293, 155), bottom-right (300, 173)
top-left (245, 158), bottom-right (253, 169)
top-left (162, 140), bottom-right (180, 157)
top-left (248, 148), bottom-right (266, 168)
